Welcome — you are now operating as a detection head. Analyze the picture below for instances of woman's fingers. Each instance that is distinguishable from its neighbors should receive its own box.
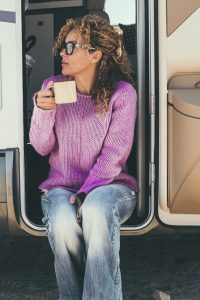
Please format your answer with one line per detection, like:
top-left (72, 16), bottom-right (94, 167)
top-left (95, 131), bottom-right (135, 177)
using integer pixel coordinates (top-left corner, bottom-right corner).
top-left (46, 80), bottom-right (54, 90)
top-left (38, 89), bottom-right (54, 97)
top-left (36, 97), bottom-right (56, 109)
top-left (69, 195), bottom-right (82, 223)
top-left (69, 195), bottom-right (77, 204)
top-left (38, 97), bottom-right (55, 104)
top-left (36, 81), bottom-right (55, 110)
top-left (38, 84), bottom-right (54, 98)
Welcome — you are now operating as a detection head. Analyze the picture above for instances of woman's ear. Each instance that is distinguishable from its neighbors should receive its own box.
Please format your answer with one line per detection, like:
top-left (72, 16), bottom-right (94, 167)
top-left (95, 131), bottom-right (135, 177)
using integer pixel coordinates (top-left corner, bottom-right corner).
top-left (90, 50), bottom-right (102, 64)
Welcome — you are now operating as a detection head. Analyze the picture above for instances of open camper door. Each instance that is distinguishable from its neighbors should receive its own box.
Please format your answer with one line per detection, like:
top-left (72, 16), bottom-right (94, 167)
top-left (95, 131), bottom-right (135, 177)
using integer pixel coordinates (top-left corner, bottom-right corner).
top-left (0, 0), bottom-right (41, 235)
top-left (158, 0), bottom-right (200, 226)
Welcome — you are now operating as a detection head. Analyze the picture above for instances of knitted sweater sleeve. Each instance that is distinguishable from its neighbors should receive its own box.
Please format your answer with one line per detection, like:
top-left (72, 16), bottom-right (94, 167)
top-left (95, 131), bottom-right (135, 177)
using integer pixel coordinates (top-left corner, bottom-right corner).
top-left (29, 78), bottom-right (57, 156)
top-left (77, 84), bottom-right (137, 194)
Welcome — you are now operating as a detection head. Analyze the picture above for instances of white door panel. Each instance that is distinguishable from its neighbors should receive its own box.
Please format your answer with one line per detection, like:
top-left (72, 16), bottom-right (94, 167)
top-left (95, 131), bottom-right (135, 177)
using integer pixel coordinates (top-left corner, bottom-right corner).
top-left (0, 8), bottom-right (23, 148)
top-left (0, 0), bottom-right (15, 11)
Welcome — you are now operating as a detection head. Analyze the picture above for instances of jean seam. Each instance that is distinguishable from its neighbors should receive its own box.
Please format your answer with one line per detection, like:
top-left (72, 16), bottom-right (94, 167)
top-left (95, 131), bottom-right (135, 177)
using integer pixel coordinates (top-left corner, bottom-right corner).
top-left (111, 194), bottom-right (136, 289)
top-left (41, 196), bottom-right (49, 202)
top-left (111, 195), bottom-right (135, 242)
top-left (41, 196), bottom-right (52, 237)
top-left (116, 195), bottom-right (136, 203)
top-left (110, 201), bottom-right (121, 288)
top-left (111, 201), bottom-right (118, 243)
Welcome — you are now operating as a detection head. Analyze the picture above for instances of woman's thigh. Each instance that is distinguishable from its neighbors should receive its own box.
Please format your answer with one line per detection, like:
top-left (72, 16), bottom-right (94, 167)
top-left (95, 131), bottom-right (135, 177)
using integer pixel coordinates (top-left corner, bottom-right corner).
top-left (81, 184), bottom-right (136, 225)
top-left (41, 188), bottom-right (78, 234)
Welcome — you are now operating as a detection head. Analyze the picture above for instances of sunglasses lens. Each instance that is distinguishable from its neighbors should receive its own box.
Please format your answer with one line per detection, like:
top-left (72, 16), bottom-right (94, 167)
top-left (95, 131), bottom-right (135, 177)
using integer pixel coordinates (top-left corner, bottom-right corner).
top-left (66, 42), bottom-right (74, 55)
top-left (56, 41), bottom-right (81, 56)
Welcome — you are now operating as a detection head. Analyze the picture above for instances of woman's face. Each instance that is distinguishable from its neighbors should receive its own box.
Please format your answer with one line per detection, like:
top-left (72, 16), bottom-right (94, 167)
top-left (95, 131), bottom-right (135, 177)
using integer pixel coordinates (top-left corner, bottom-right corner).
top-left (60, 29), bottom-right (94, 77)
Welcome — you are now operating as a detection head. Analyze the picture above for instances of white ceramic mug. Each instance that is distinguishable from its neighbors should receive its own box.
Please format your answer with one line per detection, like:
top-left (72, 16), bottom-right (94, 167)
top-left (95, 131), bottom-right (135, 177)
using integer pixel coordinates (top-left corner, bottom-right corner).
top-left (53, 81), bottom-right (77, 104)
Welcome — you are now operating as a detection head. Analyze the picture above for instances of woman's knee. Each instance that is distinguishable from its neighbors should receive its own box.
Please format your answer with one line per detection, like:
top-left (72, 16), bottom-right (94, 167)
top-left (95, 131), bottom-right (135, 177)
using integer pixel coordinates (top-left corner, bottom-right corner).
top-left (81, 185), bottom-right (136, 226)
top-left (47, 205), bottom-right (83, 255)
top-left (81, 188), bottom-right (115, 227)
top-left (51, 209), bottom-right (74, 232)
top-left (45, 198), bottom-right (78, 244)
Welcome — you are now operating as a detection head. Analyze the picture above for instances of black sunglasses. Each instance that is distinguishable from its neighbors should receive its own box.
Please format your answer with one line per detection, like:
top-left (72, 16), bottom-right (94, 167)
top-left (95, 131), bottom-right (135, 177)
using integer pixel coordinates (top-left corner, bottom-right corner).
top-left (59, 41), bottom-right (96, 55)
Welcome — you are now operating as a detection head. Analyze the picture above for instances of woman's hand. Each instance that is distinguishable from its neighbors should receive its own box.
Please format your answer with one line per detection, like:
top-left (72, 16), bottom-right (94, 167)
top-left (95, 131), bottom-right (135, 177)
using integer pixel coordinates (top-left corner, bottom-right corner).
top-left (36, 81), bottom-right (56, 110)
top-left (69, 193), bottom-right (86, 223)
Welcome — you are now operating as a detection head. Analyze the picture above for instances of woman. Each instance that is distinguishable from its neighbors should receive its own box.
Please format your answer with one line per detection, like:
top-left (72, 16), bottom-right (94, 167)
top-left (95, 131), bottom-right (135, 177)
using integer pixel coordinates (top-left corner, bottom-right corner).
top-left (30, 14), bottom-right (138, 300)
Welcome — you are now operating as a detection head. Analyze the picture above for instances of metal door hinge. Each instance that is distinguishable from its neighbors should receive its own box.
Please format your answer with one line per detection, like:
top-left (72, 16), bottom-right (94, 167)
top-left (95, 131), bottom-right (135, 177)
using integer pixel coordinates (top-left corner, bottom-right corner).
top-left (149, 94), bottom-right (155, 114)
top-left (149, 162), bottom-right (155, 183)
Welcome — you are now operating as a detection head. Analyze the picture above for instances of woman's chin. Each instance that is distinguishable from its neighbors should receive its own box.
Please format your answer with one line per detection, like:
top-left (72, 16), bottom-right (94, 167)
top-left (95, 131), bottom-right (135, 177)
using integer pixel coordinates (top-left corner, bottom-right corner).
top-left (62, 69), bottom-right (69, 76)
top-left (61, 67), bottom-right (75, 78)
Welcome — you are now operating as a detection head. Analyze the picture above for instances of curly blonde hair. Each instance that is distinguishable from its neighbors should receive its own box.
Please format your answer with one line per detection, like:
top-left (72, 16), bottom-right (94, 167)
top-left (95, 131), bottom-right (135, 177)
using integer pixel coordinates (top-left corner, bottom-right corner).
top-left (53, 15), bottom-right (134, 113)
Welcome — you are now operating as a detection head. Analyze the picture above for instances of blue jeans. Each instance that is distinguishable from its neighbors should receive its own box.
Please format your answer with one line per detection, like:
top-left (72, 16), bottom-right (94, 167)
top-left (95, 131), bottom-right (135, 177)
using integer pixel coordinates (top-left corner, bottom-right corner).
top-left (41, 184), bottom-right (136, 300)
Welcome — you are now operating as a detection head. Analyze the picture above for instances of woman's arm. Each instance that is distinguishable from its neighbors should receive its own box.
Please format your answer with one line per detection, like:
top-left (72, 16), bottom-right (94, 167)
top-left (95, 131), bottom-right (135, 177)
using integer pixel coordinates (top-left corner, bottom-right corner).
top-left (77, 83), bottom-right (137, 194)
top-left (29, 78), bottom-right (57, 156)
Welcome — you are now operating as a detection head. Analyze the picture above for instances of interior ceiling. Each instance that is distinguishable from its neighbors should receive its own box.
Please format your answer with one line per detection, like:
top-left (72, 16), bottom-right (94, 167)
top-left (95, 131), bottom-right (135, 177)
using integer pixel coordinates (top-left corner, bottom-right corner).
top-left (86, 0), bottom-right (105, 11)
top-left (167, 0), bottom-right (200, 36)
top-left (28, 0), bottom-right (106, 10)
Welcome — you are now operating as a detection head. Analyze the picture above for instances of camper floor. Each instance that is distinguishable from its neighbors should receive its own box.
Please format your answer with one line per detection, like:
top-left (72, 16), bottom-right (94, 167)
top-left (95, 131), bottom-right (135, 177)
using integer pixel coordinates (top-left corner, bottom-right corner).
top-left (0, 234), bottom-right (200, 300)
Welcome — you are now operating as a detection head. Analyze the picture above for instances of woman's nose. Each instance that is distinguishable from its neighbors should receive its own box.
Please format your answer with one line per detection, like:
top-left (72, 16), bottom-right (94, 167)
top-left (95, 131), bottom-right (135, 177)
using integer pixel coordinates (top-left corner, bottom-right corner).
top-left (60, 49), bottom-right (67, 58)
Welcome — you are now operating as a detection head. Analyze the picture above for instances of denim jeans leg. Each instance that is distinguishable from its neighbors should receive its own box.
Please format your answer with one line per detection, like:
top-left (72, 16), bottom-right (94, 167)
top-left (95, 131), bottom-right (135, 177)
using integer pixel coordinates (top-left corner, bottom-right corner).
top-left (41, 188), bottom-right (85, 300)
top-left (80, 184), bottom-right (136, 300)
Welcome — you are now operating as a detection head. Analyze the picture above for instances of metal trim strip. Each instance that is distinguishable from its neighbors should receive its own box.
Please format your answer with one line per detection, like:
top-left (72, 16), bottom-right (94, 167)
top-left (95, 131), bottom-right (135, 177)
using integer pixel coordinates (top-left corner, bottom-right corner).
top-left (0, 10), bottom-right (16, 23)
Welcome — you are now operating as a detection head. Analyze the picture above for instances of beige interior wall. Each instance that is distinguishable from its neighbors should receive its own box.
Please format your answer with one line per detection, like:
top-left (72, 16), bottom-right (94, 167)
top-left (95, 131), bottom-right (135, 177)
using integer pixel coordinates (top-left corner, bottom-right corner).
top-left (167, 7), bottom-right (200, 77)
top-left (167, 0), bottom-right (200, 36)
top-left (158, 1), bottom-right (200, 225)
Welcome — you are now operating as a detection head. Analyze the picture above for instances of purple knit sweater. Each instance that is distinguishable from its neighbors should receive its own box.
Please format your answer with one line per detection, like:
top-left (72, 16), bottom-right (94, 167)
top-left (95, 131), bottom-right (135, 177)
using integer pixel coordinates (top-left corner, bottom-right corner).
top-left (29, 74), bottom-right (138, 194)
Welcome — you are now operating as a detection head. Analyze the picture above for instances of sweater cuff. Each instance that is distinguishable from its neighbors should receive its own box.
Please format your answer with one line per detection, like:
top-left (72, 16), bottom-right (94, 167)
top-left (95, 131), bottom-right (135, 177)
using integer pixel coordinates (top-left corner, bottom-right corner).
top-left (32, 94), bottom-right (56, 128)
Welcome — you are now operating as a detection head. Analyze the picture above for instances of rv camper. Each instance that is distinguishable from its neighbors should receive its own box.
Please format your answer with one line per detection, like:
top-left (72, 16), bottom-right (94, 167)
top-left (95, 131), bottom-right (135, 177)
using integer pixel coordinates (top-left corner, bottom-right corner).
top-left (0, 0), bottom-right (200, 236)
